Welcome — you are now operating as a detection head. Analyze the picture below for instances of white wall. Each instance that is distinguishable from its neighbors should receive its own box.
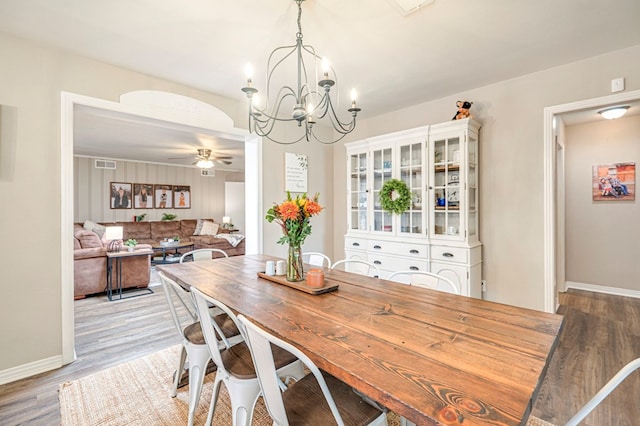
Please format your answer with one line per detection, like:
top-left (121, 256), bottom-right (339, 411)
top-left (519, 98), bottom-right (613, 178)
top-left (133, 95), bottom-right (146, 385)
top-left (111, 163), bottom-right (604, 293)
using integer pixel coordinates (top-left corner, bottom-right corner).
top-left (564, 115), bottom-right (640, 292)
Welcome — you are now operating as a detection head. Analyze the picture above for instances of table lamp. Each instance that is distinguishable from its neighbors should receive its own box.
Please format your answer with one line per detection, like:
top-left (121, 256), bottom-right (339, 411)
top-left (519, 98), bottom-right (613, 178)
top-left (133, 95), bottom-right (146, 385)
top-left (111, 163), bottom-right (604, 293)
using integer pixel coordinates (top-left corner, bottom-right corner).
top-left (222, 216), bottom-right (231, 229)
top-left (104, 226), bottom-right (123, 252)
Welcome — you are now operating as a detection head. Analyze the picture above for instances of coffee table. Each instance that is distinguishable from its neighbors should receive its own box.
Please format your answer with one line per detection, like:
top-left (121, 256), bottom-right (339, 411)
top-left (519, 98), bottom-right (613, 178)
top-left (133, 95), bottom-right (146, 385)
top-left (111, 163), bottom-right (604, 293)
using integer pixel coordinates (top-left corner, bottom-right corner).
top-left (151, 240), bottom-right (195, 264)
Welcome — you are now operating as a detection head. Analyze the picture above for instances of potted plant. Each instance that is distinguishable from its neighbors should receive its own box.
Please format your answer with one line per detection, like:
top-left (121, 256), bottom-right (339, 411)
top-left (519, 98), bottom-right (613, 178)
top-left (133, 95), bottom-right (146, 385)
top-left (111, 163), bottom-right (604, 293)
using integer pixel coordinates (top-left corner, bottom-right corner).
top-left (161, 213), bottom-right (177, 221)
top-left (124, 238), bottom-right (138, 252)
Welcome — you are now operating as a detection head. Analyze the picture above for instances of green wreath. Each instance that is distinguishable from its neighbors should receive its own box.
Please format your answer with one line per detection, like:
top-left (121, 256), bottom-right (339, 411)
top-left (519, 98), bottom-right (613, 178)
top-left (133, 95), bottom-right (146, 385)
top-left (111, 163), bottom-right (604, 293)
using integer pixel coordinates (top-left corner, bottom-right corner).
top-left (379, 179), bottom-right (411, 214)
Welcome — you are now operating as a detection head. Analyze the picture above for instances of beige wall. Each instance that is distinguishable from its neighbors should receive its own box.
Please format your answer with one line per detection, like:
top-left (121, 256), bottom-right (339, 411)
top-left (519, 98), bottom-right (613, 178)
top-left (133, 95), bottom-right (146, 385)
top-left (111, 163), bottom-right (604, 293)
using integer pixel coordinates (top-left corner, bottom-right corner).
top-left (1, 25), bottom-right (640, 379)
top-left (564, 115), bottom-right (640, 291)
top-left (74, 156), bottom-right (238, 223)
top-left (333, 44), bottom-right (640, 310)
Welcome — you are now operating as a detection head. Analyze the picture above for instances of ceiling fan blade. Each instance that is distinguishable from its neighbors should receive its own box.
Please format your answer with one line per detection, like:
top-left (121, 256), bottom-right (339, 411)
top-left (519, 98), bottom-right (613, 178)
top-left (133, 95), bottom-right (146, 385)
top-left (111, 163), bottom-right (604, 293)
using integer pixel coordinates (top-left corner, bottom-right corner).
top-left (211, 156), bottom-right (233, 160)
top-left (168, 155), bottom-right (193, 160)
top-left (214, 159), bottom-right (232, 165)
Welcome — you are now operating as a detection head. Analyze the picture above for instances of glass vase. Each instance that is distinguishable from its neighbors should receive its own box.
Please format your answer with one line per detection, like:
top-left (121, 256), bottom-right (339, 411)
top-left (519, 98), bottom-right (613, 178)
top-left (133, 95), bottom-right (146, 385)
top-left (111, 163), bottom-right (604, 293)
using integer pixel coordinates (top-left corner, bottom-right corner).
top-left (287, 244), bottom-right (304, 282)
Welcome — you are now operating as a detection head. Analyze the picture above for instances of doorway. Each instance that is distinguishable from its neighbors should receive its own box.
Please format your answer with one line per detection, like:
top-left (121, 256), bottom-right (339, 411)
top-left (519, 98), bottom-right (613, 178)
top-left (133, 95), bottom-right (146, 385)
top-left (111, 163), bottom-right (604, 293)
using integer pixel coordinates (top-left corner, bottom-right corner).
top-left (543, 88), bottom-right (640, 313)
top-left (60, 91), bottom-right (262, 364)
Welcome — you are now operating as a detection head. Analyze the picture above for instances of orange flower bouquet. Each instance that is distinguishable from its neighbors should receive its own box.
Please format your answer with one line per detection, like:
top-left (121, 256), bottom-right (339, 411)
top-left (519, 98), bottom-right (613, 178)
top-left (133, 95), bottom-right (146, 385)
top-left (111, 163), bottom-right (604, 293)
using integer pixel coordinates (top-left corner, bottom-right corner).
top-left (266, 192), bottom-right (323, 281)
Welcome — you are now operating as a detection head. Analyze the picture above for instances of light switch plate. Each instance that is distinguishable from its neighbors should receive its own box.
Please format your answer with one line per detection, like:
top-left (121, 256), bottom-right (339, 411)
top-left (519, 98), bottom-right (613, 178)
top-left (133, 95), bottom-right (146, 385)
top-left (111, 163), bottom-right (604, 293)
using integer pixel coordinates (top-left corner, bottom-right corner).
top-left (611, 77), bottom-right (624, 92)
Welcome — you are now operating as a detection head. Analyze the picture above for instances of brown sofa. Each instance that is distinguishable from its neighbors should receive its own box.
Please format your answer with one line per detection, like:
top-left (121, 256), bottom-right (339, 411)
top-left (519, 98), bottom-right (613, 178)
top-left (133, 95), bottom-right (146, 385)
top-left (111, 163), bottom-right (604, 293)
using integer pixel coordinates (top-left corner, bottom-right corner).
top-left (100, 219), bottom-right (246, 257)
top-left (73, 228), bottom-right (152, 299)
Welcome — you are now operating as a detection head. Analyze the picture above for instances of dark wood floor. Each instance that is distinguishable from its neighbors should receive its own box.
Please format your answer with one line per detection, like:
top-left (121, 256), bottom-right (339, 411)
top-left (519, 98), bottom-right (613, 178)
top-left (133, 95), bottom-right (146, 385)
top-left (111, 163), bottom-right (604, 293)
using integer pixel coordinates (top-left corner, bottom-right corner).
top-left (0, 287), bottom-right (638, 425)
top-left (532, 289), bottom-right (640, 426)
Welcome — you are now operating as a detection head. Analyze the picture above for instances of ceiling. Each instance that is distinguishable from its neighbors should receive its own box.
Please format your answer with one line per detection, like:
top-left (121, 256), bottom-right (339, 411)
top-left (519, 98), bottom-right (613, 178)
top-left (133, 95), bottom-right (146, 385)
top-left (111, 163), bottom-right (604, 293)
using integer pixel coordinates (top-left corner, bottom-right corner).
top-left (2, 0), bottom-right (640, 169)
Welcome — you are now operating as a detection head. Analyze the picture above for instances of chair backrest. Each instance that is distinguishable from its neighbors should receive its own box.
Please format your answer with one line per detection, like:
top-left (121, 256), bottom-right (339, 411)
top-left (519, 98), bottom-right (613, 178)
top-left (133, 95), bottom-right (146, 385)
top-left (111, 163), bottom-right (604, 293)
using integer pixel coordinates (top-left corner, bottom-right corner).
top-left (331, 259), bottom-right (381, 278)
top-left (158, 271), bottom-right (197, 335)
top-left (302, 252), bottom-right (332, 268)
top-left (191, 287), bottom-right (244, 364)
top-left (237, 314), bottom-right (346, 425)
top-left (180, 248), bottom-right (228, 263)
top-left (387, 271), bottom-right (460, 294)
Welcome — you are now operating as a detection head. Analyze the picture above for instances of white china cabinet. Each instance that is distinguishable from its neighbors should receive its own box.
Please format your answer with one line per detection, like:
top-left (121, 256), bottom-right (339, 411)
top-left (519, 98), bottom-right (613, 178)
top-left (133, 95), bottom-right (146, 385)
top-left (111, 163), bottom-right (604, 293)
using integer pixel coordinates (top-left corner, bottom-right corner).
top-left (345, 119), bottom-right (482, 297)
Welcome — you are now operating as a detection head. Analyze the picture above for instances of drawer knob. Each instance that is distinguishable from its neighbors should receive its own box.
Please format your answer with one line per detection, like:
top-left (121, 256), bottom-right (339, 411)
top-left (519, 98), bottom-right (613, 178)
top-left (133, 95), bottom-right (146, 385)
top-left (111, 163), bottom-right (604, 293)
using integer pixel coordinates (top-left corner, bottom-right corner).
top-left (373, 245), bottom-right (382, 250)
top-left (409, 249), bottom-right (419, 254)
top-left (443, 252), bottom-right (454, 258)
top-left (352, 242), bottom-right (360, 247)
top-left (409, 266), bottom-right (419, 271)
top-left (373, 260), bottom-right (382, 265)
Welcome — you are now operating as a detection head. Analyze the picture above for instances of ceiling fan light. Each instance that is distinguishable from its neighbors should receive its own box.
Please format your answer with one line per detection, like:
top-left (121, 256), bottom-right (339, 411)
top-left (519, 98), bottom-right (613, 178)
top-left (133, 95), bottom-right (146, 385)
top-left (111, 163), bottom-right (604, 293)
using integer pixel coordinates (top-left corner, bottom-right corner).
top-left (598, 106), bottom-right (629, 120)
top-left (197, 159), bottom-right (214, 169)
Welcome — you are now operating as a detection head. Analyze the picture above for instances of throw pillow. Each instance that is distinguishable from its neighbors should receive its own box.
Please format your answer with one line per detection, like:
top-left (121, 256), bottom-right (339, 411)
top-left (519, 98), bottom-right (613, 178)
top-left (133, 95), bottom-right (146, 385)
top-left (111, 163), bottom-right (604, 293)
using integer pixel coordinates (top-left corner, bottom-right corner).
top-left (199, 220), bottom-right (219, 236)
top-left (75, 230), bottom-right (104, 248)
top-left (83, 220), bottom-right (106, 239)
top-left (193, 218), bottom-right (205, 235)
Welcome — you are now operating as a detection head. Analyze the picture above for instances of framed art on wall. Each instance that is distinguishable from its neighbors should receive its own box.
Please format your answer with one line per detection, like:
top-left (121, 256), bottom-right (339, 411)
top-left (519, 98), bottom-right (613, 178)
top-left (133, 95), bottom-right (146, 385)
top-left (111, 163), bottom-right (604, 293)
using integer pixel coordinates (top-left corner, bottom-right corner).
top-left (154, 184), bottom-right (173, 209)
top-left (110, 182), bottom-right (132, 209)
top-left (592, 162), bottom-right (635, 201)
top-left (133, 183), bottom-right (154, 209)
top-left (173, 185), bottom-right (191, 208)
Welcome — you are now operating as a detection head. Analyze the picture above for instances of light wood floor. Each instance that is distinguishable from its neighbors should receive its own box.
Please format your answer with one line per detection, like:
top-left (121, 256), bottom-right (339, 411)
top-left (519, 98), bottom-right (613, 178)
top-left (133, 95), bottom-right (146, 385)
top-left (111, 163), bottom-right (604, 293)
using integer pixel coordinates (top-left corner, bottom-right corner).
top-left (0, 287), bottom-right (638, 425)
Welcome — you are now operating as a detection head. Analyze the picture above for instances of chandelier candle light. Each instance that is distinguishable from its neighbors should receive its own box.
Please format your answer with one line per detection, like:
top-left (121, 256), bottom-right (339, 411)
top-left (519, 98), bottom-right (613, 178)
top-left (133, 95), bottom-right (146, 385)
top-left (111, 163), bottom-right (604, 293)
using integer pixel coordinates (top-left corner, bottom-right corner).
top-left (266, 192), bottom-right (323, 282)
top-left (241, 0), bottom-right (361, 145)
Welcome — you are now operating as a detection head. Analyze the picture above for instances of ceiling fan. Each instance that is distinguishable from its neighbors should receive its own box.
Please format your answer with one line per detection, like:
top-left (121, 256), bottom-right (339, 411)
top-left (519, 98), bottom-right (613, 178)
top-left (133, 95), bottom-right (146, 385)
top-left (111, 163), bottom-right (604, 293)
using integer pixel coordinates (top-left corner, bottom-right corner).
top-left (171, 148), bottom-right (232, 168)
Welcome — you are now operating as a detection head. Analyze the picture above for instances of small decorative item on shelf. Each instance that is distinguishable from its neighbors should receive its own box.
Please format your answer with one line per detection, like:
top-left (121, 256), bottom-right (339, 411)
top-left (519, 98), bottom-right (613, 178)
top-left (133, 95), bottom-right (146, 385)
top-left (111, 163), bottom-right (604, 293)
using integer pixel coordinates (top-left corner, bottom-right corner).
top-left (161, 213), bottom-right (177, 221)
top-left (124, 238), bottom-right (137, 252)
top-left (135, 213), bottom-right (147, 222)
top-left (266, 192), bottom-right (323, 282)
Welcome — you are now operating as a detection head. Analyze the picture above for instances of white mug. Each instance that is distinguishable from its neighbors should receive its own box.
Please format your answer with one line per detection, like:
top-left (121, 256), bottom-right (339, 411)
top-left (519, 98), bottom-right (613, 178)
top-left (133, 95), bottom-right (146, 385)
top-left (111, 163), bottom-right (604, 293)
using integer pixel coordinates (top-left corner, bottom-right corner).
top-left (448, 226), bottom-right (458, 235)
top-left (265, 261), bottom-right (275, 276)
top-left (276, 260), bottom-right (286, 275)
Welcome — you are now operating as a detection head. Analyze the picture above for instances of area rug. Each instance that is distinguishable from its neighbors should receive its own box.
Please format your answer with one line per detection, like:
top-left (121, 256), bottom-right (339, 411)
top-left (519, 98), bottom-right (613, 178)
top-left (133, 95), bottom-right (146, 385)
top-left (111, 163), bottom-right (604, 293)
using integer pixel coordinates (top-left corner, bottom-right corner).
top-left (59, 345), bottom-right (401, 425)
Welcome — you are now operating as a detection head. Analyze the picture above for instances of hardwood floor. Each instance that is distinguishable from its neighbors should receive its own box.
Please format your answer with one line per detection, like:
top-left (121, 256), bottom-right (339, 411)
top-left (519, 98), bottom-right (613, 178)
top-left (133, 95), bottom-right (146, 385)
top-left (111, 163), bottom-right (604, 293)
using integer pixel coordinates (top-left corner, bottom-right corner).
top-left (532, 289), bottom-right (640, 426)
top-left (0, 286), bottom-right (638, 425)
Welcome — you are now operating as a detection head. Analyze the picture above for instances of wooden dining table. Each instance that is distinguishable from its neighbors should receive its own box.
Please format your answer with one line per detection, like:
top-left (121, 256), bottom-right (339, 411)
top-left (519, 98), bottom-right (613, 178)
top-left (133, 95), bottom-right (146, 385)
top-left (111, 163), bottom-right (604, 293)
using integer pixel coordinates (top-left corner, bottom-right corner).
top-left (157, 254), bottom-right (564, 426)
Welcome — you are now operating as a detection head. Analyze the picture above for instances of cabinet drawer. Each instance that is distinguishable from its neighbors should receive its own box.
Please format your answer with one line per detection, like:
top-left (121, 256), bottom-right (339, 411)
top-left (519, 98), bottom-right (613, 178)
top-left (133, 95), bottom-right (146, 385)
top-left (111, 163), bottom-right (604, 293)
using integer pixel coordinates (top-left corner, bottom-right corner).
top-left (367, 240), bottom-right (428, 258)
top-left (430, 246), bottom-right (468, 263)
top-left (367, 253), bottom-right (429, 273)
top-left (345, 237), bottom-right (367, 251)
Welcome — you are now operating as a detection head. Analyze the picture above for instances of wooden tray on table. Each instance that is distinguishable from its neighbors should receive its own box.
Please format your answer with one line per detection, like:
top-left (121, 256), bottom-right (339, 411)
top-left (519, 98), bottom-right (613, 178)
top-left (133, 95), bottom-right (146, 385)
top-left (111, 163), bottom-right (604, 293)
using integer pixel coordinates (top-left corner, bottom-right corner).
top-left (257, 272), bottom-right (339, 295)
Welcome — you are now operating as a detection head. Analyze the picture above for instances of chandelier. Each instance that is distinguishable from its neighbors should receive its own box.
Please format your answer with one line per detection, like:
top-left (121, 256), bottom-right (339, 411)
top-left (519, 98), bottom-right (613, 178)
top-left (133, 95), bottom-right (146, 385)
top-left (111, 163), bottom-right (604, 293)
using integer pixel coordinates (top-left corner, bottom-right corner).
top-left (241, 0), bottom-right (361, 145)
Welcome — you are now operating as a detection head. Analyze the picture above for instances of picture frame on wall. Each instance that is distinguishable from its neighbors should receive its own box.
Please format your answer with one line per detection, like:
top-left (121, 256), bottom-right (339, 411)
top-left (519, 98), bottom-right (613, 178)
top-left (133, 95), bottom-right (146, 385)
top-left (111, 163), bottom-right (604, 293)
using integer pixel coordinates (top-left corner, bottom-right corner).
top-left (173, 185), bottom-right (191, 209)
top-left (110, 182), bottom-right (132, 209)
top-left (592, 162), bottom-right (635, 201)
top-left (133, 183), bottom-right (154, 209)
top-left (154, 184), bottom-right (173, 209)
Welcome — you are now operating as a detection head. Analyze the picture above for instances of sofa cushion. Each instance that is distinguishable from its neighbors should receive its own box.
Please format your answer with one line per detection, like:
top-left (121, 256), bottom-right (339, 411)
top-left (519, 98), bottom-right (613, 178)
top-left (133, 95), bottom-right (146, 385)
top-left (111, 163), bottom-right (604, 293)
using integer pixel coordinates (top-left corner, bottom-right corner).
top-left (74, 236), bottom-right (81, 250)
top-left (181, 219), bottom-right (198, 237)
top-left (150, 220), bottom-right (181, 240)
top-left (83, 220), bottom-right (106, 239)
top-left (121, 222), bottom-right (152, 240)
top-left (75, 230), bottom-right (104, 248)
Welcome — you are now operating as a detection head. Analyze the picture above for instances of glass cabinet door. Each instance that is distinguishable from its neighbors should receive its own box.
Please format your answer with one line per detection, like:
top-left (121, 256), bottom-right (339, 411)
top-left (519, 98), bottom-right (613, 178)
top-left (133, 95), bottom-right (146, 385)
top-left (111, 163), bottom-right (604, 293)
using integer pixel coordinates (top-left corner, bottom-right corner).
top-left (349, 152), bottom-right (368, 231)
top-left (399, 141), bottom-right (424, 235)
top-left (372, 147), bottom-right (393, 233)
top-left (467, 133), bottom-right (478, 239)
top-left (432, 136), bottom-right (462, 239)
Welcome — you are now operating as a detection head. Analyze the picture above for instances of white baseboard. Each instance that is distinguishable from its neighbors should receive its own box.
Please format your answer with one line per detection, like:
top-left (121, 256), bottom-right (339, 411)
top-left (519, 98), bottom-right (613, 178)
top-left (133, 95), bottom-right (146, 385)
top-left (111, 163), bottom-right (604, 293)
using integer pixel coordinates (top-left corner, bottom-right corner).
top-left (565, 281), bottom-right (640, 299)
top-left (0, 355), bottom-right (62, 386)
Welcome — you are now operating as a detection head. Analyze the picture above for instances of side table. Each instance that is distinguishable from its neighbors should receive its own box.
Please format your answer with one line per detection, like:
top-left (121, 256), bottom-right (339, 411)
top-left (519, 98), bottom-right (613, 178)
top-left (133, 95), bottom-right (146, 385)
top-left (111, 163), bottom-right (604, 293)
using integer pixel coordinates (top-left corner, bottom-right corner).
top-left (106, 248), bottom-right (154, 301)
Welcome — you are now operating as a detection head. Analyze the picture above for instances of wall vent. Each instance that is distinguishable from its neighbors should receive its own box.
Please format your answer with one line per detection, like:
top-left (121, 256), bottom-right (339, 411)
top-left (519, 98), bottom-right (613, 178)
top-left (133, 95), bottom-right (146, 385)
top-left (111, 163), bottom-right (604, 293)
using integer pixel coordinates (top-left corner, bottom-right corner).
top-left (201, 169), bottom-right (216, 177)
top-left (95, 159), bottom-right (116, 169)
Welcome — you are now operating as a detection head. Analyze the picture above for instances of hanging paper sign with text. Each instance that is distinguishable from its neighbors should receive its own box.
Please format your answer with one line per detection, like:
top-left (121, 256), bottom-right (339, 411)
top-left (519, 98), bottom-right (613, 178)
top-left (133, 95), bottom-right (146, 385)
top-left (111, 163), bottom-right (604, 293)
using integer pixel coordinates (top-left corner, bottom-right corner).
top-left (285, 152), bottom-right (308, 193)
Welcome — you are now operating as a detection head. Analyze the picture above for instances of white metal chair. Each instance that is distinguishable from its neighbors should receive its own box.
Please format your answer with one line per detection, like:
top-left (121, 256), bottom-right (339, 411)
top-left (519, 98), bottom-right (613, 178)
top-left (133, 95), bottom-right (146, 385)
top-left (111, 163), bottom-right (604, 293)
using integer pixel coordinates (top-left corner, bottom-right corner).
top-left (238, 314), bottom-right (388, 426)
top-left (302, 251), bottom-right (332, 268)
top-left (158, 271), bottom-right (243, 426)
top-left (180, 248), bottom-right (228, 263)
top-left (527, 357), bottom-right (640, 426)
top-left (387, 271), bottom-right (460, 295)
top-left (331, 259), bottom-right (381, 278)
top-left (191, 287), bottom-right (305, 426)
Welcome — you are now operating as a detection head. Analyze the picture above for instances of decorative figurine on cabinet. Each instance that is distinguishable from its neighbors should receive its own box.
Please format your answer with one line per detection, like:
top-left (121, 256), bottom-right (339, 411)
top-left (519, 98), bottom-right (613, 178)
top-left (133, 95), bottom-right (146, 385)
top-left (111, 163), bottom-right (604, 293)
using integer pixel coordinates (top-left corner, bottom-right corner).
top-left (452, 100), bottom-right (473, 120)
